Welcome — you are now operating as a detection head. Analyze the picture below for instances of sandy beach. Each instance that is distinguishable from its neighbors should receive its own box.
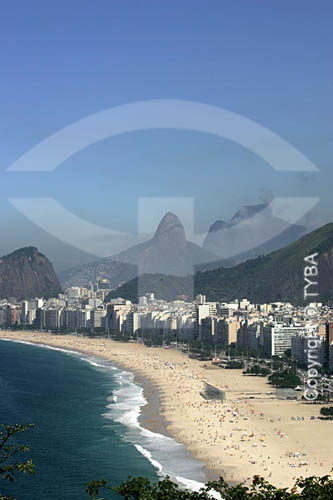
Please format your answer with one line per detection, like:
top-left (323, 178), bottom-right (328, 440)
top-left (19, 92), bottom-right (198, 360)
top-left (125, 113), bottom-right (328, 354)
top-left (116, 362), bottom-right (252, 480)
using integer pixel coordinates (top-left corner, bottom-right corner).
top-left (1, 330), bottom-right (332, 489)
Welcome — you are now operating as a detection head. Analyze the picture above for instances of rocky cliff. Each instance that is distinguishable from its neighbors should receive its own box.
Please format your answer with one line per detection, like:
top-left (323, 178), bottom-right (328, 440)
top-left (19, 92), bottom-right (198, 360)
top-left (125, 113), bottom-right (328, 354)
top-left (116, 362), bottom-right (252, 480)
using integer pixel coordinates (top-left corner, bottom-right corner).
top-left (0, 247), bottom-right (62, 300)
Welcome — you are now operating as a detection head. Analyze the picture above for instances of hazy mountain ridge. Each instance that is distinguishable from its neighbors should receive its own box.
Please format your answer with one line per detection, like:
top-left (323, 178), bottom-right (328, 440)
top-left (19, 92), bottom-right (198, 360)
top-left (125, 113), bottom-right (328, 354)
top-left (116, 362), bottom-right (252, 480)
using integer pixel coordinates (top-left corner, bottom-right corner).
top-left (59, 212), bottom-right (225, 288)
top-left (58, 258), bottom-right (137, 290)
top-left (59, 205), bottom-right (309, 290)
top-left (112, 212), bottom-right (220, 274)
top-left (108, 223), bottom-right (333, 305)
top-left (203, 203), bottom-right (306, 260)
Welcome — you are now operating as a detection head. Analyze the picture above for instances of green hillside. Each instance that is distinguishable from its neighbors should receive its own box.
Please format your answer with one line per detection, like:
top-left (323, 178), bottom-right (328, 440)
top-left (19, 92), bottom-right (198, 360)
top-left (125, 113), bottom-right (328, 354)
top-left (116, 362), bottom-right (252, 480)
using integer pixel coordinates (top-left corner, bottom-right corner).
top-left (107, 223), bottom-right (333, 305)
top-left (107, 273), bottom-right (194, 302)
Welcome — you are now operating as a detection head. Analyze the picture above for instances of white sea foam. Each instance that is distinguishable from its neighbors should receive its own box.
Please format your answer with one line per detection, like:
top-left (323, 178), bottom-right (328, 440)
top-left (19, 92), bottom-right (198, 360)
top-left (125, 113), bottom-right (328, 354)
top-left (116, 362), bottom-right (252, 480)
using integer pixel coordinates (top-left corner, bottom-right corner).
top-left (135, 444), bottom-right (163, 472)
top-left (79, 357), bottom-right (116, 370)
top-left (175, 476), bottom-right (222, 499)
top-left (1, 338), bottom-right (220, 496)
top-left (102, 367), bottom-right (216, 494)
top-left (134, 446), bottom-right (222, 499)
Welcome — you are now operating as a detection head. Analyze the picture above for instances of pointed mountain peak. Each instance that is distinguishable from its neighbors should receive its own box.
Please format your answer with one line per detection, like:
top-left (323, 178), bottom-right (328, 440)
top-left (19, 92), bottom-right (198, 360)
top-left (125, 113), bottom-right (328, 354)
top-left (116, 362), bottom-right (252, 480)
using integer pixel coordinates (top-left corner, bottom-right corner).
top-left (208, 219), bottom-right (226, 233)
top-left (154, 212), bottom-right (184, 237)
top-left (152, 212), bottom-right (187, 250)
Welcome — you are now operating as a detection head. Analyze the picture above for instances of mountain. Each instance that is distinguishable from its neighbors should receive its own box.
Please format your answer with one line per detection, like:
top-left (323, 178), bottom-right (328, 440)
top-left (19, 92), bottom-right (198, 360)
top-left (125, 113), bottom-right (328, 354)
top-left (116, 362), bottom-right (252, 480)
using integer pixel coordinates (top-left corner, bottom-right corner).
top-left (58, 258), bottom-right (137, 290)
top-left (196, 222), bottom-right (333, 304)
top-left (107, 273), bottom-right (194, 303)
top-left (0, 247), bottom-right (62, 300)
top-left (203, 203), bottom-right (306, 261)
top-left (111, 212), bottom-right (219, 275)
top-left (231, 203), bottom-right (267, 224)
top-left (107, 223), bottom-right (333, 305)
top-left (59, 212), bottom-right (226, 288)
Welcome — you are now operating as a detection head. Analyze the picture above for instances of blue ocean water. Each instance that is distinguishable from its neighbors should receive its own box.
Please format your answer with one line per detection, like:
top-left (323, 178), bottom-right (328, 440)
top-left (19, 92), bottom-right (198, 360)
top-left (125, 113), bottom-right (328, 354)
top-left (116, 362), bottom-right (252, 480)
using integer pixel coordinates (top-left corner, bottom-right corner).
top-left (0, 339), bottom-right (207, 500)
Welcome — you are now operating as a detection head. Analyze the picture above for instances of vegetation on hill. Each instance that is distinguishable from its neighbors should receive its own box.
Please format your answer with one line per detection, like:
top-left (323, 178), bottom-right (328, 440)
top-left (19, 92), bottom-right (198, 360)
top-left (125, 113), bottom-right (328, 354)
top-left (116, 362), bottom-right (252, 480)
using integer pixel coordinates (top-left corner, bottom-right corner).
top-left (87, 474), bottom-right (333, 499)
top-left (106, 273), bottom-right (194, 302)
top-left (107, 223), bottom-right (333, 304)
top-left (195, 222), bottom-right (333, 304)
top-left (0, 424), bottom-right (35, 500)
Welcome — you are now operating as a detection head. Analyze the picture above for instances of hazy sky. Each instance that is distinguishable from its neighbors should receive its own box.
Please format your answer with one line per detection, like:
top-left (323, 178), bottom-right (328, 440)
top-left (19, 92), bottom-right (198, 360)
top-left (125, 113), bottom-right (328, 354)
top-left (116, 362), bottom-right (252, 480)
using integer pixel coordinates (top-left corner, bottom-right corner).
top-left (0, 0), bottom-right (332, 270)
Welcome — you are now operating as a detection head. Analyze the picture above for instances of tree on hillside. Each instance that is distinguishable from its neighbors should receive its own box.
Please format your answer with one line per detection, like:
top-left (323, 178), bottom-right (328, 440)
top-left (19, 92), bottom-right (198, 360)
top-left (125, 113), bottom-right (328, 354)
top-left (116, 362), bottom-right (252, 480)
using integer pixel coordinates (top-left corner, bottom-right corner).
top-left (86, 474), bottom-right (333, 499)
top-left (0, 424), bottom-right (35, 500)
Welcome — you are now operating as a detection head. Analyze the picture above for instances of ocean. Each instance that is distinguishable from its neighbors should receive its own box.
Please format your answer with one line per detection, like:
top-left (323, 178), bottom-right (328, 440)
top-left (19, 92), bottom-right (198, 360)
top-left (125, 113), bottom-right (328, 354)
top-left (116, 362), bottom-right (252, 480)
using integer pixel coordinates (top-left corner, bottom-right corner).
top-left (0, 339), bottom-right (207, 499)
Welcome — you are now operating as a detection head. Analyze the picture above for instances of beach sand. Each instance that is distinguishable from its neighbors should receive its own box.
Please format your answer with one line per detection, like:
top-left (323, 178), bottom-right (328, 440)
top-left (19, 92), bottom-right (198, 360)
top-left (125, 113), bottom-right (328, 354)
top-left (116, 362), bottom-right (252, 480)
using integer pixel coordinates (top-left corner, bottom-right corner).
top-left (1, 330), bottom-right (332, 489)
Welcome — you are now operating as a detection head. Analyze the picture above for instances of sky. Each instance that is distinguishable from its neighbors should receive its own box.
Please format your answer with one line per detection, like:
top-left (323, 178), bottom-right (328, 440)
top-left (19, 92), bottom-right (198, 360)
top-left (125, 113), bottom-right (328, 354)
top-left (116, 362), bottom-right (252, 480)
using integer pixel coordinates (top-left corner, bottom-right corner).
top-left (0, 0), bottom-right (332, 270)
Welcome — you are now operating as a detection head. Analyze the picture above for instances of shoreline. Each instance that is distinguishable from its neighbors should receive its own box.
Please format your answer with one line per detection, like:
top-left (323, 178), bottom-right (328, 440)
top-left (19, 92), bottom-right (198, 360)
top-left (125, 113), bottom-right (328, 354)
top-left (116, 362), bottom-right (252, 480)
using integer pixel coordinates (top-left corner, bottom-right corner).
top-left (1, 330), bottom-right (333, 489)
top-left (135, 371), bottom-right (219, 484)
top-left (0, 332), bottom-right (216, 485)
